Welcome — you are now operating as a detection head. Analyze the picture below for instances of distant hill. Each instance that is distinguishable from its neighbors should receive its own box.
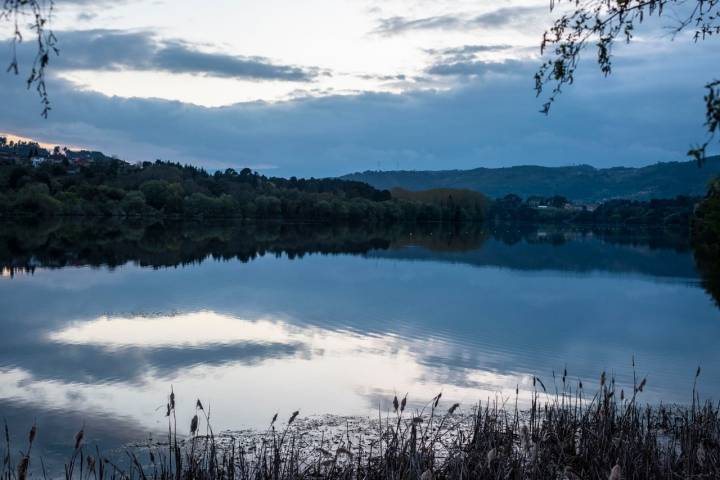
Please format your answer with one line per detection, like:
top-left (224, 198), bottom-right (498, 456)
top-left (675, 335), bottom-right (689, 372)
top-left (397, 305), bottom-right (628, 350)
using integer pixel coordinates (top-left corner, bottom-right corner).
top-left (341, 157), bottom-right (720, 202)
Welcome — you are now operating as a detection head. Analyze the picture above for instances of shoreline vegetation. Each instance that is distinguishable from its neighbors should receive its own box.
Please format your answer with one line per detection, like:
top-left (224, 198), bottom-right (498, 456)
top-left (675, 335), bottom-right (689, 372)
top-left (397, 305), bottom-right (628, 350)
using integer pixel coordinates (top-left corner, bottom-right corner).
top-left (5, 371), bottom-right (720, 479)
top-left (0, 139), bottom-right (705, 228)
top-left (0, 155), bottom-right (487, 223)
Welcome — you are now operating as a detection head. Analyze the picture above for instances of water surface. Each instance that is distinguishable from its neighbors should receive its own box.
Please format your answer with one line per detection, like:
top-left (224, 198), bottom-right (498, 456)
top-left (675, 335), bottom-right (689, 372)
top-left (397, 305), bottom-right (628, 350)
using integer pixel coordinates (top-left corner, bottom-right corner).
top-left (1, 221), bottom-right (718, 462)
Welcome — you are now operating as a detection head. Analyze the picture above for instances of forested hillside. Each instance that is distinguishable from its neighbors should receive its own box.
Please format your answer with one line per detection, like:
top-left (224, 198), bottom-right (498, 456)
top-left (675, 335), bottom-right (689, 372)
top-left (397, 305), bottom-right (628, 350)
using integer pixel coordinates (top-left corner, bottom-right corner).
top-left (0, 156), bottom-right (485, 222)
top-left (343, 158), bottom-right (720, 202)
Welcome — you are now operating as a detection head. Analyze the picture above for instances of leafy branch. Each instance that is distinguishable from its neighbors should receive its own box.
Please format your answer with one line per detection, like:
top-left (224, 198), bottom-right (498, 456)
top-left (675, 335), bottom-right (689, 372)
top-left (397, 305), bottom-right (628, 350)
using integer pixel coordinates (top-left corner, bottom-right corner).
top-left (535, 0), bottom-right (720, 162)
top-left (2, 0), bottom-right (57, 117)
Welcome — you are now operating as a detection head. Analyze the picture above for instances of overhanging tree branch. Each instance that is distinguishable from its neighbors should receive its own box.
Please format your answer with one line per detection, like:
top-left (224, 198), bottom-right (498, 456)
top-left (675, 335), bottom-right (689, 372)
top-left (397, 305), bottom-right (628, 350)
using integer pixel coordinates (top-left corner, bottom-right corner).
top-left (2, 0), bottom-right (57, 117)
top-left (536, 0), bottom-right (720, 162)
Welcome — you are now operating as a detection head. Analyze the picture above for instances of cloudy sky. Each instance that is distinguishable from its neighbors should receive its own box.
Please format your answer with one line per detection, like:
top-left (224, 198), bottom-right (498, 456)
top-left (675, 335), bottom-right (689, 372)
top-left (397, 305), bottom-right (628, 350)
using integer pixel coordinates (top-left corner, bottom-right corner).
top-left (0, 0), bottom-right (716, 177)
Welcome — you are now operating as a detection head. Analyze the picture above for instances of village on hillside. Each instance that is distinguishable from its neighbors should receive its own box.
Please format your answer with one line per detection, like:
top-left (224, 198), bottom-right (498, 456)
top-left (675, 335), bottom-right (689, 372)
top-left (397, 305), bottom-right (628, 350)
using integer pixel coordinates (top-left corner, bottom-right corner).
top-left (0, 136), bottom-right (120, 171)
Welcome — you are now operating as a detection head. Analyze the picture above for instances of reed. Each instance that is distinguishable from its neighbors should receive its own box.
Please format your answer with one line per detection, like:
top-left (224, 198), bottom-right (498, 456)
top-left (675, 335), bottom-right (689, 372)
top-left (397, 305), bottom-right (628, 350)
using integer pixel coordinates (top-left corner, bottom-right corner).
top-left (3, 370), bottom-right (719, 479)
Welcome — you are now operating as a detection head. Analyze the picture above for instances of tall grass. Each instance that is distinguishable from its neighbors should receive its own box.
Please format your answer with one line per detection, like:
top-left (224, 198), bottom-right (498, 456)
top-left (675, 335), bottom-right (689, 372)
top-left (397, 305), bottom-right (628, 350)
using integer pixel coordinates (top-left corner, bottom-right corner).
top-left (3, 370), bottom-right (719, 479)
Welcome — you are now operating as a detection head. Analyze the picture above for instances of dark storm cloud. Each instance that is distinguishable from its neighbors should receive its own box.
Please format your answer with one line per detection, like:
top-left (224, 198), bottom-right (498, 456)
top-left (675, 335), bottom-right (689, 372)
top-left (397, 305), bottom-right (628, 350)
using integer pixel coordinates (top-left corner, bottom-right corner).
top-left (41, 29), bottom-right (318, 81)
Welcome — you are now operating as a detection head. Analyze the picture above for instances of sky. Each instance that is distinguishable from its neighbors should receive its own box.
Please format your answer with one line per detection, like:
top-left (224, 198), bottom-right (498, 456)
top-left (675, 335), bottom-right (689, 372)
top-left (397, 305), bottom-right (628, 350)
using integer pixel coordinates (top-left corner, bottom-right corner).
top-left (0, 0), bottom-right (716, 177)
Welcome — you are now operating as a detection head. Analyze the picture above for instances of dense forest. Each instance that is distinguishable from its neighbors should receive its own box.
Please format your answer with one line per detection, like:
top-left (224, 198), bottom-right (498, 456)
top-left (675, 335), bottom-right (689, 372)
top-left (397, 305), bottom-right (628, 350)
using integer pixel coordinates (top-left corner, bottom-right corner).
top-left (0, 155), bottom-right (701, 227)
top-left (0, 138), bottom-right (709, 227)
top-left (487, 194), bottom-right (698, 226)
top-left (0, 154), bottom-right (485, 223)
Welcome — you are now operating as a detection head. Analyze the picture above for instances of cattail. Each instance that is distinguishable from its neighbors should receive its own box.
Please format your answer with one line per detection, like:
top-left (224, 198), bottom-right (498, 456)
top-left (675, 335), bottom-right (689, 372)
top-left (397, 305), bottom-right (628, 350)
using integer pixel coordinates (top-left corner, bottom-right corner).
top-left (696, 366), bottom-right (702, 378)
top-left (697, 444), bottom-right (706, 466)
top-left (574, 428), bottom-right (582, 455)
top-left (288, 410), bottom-right (299, 424)
top-left (74, 428), bottom-right (84, 449)
top-left (400, 395), bottom-right (407, 412)
top-left (169, 389), bottom-right (175, 409)
top-left (535, 377), bottom-right (547, 392)
top-left (190, 415), bottom-right (198, 435)
top-left (196, 399), bottom-right (204, 411)
top-left (315, 447), bottom-right (332, 457)
top-left (601, 371), bottom-right (606, 387)
top-left (579, 379), bottom-right (583, 389)
top-left (393, 396), bottom-right (399, 412)
top-left (433, 393), bottom-right (442, 408)
top-left (486, 448), bottom-right (497, 465)
top-left (17, 456), bottom-right (29, 480)
top-left (420, 469), bottom-right (434, 480)
top-left (28, 424), bottom-right (36, 444)
top-left (637, 378), bottom-right (647, 393)
top-left (620, 389), bottom-right (624, 401)
top-left (336, 447), bottom-right (353, 459)
top-left (608, 464), bottom-right (621, 480)
top-left (271, 413), bottom-right (278, 425)
top-left (448, 403), bottom-right (460, 414)
top-left (520, 425), bottom-right (531, 452)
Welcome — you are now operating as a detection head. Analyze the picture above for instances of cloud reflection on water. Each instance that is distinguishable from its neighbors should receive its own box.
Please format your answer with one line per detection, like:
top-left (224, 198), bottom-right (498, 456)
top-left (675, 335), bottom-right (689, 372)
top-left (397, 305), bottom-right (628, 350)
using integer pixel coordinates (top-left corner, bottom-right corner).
top-left (3, 311), bottom-right (532, 439)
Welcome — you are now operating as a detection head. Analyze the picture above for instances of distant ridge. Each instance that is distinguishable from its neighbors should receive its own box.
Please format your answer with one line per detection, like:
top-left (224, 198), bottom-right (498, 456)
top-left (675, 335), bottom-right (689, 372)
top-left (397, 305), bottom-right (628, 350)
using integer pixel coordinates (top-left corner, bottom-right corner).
top-left (341, 157), bottom-right (720, 202)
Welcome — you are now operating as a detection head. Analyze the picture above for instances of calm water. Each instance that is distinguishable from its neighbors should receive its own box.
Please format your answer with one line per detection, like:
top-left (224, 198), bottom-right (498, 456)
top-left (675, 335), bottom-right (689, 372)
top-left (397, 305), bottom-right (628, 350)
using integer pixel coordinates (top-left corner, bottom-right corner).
top-left (1, 221), bottom-right (719, 462)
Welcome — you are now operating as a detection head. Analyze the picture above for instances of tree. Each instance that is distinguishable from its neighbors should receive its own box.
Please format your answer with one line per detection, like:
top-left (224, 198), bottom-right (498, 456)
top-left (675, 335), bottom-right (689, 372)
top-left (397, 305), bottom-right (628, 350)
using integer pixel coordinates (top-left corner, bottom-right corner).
top-left (120, 191), bottom-right (148, 216)
top-left (535, 0), bottom-right (719, 161)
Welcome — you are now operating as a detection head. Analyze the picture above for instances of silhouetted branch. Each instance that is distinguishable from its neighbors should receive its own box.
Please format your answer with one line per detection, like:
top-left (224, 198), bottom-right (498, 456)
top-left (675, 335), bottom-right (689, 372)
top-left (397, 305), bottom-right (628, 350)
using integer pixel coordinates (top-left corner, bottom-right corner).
top-left (2, 0), bottom-right (57, 117)
top-left (536, 0), bottom-right (720, 161)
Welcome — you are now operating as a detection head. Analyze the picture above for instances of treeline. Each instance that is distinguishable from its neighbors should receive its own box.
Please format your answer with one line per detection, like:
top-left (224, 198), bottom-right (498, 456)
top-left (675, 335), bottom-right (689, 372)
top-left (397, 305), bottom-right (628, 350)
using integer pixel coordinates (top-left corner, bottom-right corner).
top-left (487, 194), bottom-right (698, 226)
top-left (0, 156), bottom-right (707, 227)
top-left (0, 160), bottom-right (485, 222)
top-left (391, 187), bottom-right (489, 222)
